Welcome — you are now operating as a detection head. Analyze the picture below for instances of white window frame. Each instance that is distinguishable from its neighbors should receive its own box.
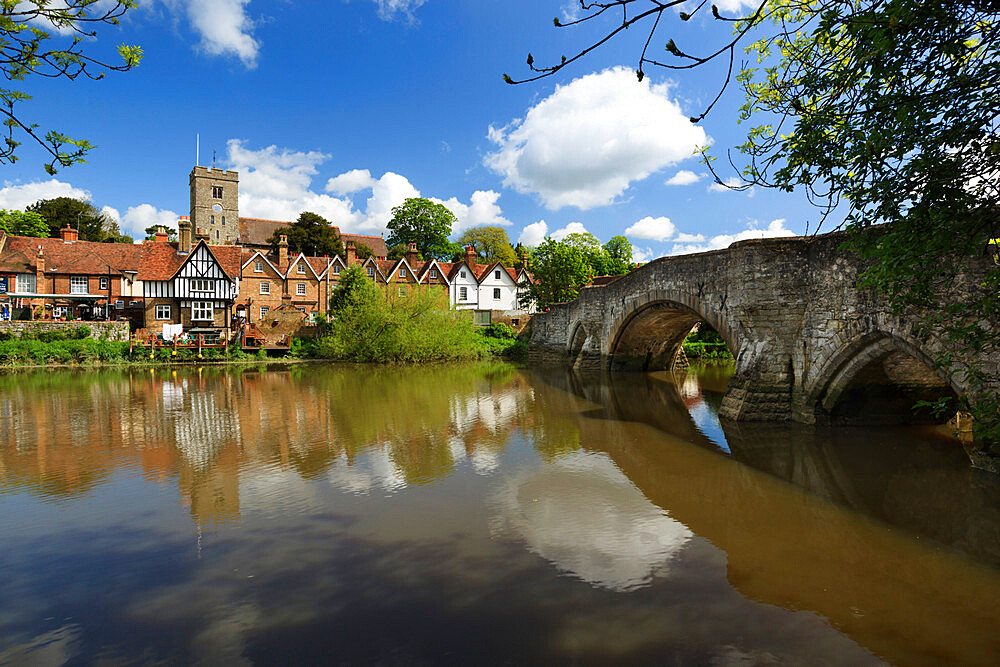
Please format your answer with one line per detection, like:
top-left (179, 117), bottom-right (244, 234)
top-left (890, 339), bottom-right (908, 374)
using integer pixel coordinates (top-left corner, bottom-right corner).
top-left (493, 288), bottom-right (501, 300)
top-left (296, 282), bottom-right (307, 296)
top-left (155, 305), bottom-right (172, 321)
top-left (430, 269), bottom-right (437, 278)
top-left (367, 266), bottom-right (375, 277)
top-left (260, 306), bottom-right (269, 319)
top-left (398, 267), bottom-right (406, 277)
top-left (99, 276), bottom-right (109, 290)
top-left (260, 281), bottom-right (270, 295)
top-left (254, 260), bottom-right (263, 273)
top-left (70, 275), bottom-right (88, 295)
top-left (398, 285), bottom-right (407, 297)
top-left (16, 274), bottom-right (35, 293)
top-left (191, 301), bottom-right (214, 322)
top-left (459, 286), bottom-right (467, 301)
top-left (333, 264), bottom-right (341, 275)
top-left (191, 279), bottom-right (211, 292)
top-left (53, 305), bottom-right (70, 318)
top-left (297, 263), bottom-right (306, 274)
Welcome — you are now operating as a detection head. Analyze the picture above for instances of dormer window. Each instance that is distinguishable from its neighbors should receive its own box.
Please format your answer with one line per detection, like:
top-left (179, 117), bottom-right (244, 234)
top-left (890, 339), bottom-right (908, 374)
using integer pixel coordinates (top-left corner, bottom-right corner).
top-left (212, 186), bottom-right (223, 199)
top-left (367, 266), bottom-right (375, 277)
top-left (254, 261), bottom-right (263, 273)
top-left (333, 264), bottom-right (341, 275)
top-left (460, 270), bottom-right (466, 278)
top-left (495, 270), bottom-right (501, 280)
top-left (398, 268), bottom-right (406, 278)
top-left (430, 269), bottom-right (437, 278)
top-left (297, 263), bottom-right (306, 274)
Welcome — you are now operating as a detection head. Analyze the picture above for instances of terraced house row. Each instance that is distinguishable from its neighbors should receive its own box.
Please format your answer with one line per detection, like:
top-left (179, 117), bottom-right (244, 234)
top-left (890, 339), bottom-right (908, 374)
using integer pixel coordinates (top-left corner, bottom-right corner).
top-left (0, 165), bottom-right (534, 335)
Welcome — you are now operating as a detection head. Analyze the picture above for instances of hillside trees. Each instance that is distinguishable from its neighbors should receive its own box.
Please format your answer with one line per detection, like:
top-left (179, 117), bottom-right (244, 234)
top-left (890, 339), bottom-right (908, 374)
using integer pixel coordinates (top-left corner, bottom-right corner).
top-left (28, 197), bottom-right (131, 242)
top-left (458, 225), bottom-right (518, 265)
top-left (386, 198), bottom-right (456, 260)
top-left (519, 238), bottom-right (593, 310)
top-left (267, 211), bottom-right (344, 258)
top-left (0, 209), bottom-right (48, 236)
top-left (0, 1), bottom-right (142, 173)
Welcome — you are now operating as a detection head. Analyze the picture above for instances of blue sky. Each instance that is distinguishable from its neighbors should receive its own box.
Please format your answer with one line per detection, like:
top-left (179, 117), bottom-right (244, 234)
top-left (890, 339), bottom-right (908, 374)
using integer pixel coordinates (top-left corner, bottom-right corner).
top-left (0, 0), bottom-right (820, 261)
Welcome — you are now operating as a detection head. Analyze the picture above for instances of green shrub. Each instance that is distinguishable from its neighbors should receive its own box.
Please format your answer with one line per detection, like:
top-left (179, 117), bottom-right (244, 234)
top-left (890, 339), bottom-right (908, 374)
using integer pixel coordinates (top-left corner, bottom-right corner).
top-left (482, 322), bottom-right (517, 340)
top-left (73, 326), bottom-right (91, 340)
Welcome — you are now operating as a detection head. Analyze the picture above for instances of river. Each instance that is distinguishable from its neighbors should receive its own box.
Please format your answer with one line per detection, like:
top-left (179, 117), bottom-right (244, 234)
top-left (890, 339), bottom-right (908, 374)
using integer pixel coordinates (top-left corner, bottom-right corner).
top-left (0, 363), bottom-right (997, 665)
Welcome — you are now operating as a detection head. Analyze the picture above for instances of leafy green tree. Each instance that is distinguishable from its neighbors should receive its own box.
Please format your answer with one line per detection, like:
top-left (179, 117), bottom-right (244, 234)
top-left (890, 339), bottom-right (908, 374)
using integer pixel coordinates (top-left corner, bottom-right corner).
top-left (0, 209), bottom-right (49, 237)
top-left (604, 235), bottom-right (633, 274)
top-left (0, 1), bottom-right (142, 173)
top-left (355, 242), bottom-right (374, 260)
top-left (512, 1), bottom-right (1000, 443)
top-left (519, 238), bottom-right (593, 310)
top-left (267, 211), bottom-right (344, 258)
top-left (27, 197), bottom-right (131, 243)
top-left (330, 265), bottom-right (376, 314)
top-left (458, 225), bottom-right (518, 265)
top-left (144, 225), bottom-right (177, 241)
top-left (386, 198), bottom-right (456, 260)
top-left (388, 242), bottom-right (422, 261)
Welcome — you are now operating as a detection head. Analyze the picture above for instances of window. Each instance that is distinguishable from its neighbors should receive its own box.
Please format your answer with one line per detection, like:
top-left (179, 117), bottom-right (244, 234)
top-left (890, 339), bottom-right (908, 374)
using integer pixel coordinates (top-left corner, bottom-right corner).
top-left (333, 265), bottom-right (341, 275)
top-left (459, 286), bottom-right (467, 301)
top-left (221, 216), bottom-right (225, 225)
top-left (297, 264), bottom-right (306, 274)
top-left (296, 282), bottom-right (306, 296)
top-left (398, 285), bottom-right (407, 297)
top-left (474, 310), bottom-right (492, 326)
top-left (367, 266), bottom-right (375, 277)
top-left (216, 230), bottom-right (220, 240)
top-left (100, 277), bottom-right (109, 290)
top-left (210, 215), bottom-right (215, 225)
top-left (495, 270), bottom-right (501, 280)
top-left (53, 306), bottom-right (70, 318)
top-left (260, 306), bottom-right (269, 319)
top-left (260, 281), bottom-right (270, 295)
top-left (430, 269), bottom-right (437, 278)
top-left (155, 305), bottom-right (171, 320)
top-left (191, 279), bottom-right (211, 292)
top-left (254, 261), bottom-right (263, 273)
top-left (70, 276), bottom-right (88, 294)
top-left (460, 270), bottom-right (466, 278)
top-left (192, 301), bottom-right (214, 321)
top-left (212, 186), bottom-right (223, 199)
top-left (493, 288), bottom-right (501, 300)
top-left (398, 267), bottom-right (406, 277)
top-left (15, 274), bottom-right (35, 293)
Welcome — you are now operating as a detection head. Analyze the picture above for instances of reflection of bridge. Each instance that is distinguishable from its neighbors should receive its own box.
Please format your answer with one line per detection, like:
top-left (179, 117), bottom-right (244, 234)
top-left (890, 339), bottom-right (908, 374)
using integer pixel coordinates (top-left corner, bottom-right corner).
top-left (529, 230), bottom-right (998, 430)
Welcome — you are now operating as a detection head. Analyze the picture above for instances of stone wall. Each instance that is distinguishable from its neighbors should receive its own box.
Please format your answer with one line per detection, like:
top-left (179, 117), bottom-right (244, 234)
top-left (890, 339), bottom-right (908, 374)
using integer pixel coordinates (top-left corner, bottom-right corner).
top-left (0, 320), bottom-right (130, 342)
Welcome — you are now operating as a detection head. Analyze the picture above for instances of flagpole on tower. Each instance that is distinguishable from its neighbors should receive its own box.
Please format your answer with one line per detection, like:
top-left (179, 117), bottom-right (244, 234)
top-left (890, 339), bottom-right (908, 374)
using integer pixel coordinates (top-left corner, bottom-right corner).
top-left (196, 134), bottom-right (200, 167)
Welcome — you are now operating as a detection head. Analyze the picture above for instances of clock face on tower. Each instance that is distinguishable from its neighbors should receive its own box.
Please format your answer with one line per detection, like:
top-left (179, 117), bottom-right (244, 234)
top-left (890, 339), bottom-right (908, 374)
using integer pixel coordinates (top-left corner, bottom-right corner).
top-left (212, 203), bottom-right (223, 214)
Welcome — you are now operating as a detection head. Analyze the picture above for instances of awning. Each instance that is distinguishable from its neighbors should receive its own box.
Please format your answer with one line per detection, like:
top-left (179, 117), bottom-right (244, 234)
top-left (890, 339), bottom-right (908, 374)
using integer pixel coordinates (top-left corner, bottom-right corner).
top-left (6, 293), bottom-right (106, 299)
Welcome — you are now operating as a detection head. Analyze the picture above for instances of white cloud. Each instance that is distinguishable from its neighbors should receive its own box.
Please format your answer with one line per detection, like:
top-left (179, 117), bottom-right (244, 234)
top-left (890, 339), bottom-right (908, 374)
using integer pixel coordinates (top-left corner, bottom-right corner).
top-left (625, 216), bottom-right (676, 242)
top-left (485, 67), bottom-right (709, 210)
top-left (0, 179), bottom-right (90, 210)
top-left (670, 219), bottom-right (795, 255)
top-left (372, 0), bottom-right (427, 21)
top-left (325, 169), bottom-right (378, 195)
top-left (518, 220), bottom-right (548, 246)
top-left (355, 172), bottom-right (420, 232)
top-left (632, 246), bottom-right (656, 263)
top-left (707, 176), bottom-right (743, 193)
top-left (177, 0), bottom-right (259, 68)
top-left (119, 204), bottom-right (181, 239)
top-left (433, 190), bottom-right (511, 233)
top-left (551, 221), bottom-right (590, 241)
top-left (665, 170), bottom-right (701, 186)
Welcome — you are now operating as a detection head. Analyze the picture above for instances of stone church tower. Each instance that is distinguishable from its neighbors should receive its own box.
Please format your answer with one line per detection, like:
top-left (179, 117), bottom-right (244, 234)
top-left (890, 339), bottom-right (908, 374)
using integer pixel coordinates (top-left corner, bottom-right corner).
top-left (190, 166), bottom-right (239, 244)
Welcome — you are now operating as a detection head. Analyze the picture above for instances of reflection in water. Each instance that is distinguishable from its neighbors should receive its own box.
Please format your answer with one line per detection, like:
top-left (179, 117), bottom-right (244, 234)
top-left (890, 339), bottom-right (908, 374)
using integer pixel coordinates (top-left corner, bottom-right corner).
top-left (0, 363), bottom-right (998, 664)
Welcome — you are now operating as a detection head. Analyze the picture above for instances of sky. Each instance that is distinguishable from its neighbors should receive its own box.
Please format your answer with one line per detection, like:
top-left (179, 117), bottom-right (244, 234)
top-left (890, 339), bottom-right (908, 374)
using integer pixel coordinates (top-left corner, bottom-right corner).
top-left (0, 0), bottom-right (823, 262)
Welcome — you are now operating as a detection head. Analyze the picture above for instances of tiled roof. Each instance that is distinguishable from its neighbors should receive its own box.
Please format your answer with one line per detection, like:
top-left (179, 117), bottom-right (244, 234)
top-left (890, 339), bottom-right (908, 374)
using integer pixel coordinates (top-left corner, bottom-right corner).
top-left (238, 217), bottom-right (389, 259)
top-left (138, 241), bottom-right (242, 281)
top-left (0, 234), bottom-right (142, 275)
top-left (342, 233), bottom-right (388, 260)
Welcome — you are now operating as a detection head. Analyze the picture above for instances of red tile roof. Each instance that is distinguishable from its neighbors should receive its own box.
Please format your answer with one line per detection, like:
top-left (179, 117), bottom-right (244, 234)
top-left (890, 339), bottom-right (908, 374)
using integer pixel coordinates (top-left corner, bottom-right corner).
top-left (238, 217), bottom-right (389, 259)
top-left (138, 241), bottom-right (242, 281)
top-left (0, 234), bottom-right (142, 275)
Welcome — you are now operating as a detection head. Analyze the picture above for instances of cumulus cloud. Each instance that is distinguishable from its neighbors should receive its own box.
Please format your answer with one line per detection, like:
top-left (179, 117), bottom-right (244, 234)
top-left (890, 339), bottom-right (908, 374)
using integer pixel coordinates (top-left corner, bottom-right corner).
top-left (485, 67), bottom-right (708, 210)
top-left (625, 216), bottom-right (676, 242)
top-left (165, 0), bottom-right (259, 68)
top-left (707, 176), bottom-right (744, 193)
top-left (372, 0), bottom-right (427, 21)
top-left (518, 220), bottom-right (548, 247)
top-left (0, 179), bottom-right (90, 210)
top-left (632, 246), bottom-right (657, 263)
top-left (119, 204), bottom-right (181, 239)
top-left (670, 219), bottom-right (795, 255)
top-left (551, 222), bottom-right (590, 241)
top-left (433, 190), bottom-right (511, 233)
top-left (355, 172), bottom-right (420, 232)
top-left (665, 170), bottom-right (701, 186)
top-left (326, 169), bottom-right (378, 195)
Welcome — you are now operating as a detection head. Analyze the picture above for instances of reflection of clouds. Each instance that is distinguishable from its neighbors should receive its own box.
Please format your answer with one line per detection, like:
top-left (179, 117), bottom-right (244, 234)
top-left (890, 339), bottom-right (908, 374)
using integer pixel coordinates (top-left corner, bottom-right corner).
top-left (0, 624), bottom-right (81, 664)
top-left (470, 449), bottom-right (500, 474)
top-left (679, 374), bottom-right (701, 400)
top-left (451, 389), bottom-right (520, 434)
top-left (492, 451), bottom-right (692, 592)
top-left (327, 448), bottom-right (407, 496)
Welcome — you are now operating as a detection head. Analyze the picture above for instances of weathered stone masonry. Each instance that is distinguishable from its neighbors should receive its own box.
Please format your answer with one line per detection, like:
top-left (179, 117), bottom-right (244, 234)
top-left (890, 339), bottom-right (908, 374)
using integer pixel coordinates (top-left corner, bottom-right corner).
top-left (529, 230), bottom-right (998, 428)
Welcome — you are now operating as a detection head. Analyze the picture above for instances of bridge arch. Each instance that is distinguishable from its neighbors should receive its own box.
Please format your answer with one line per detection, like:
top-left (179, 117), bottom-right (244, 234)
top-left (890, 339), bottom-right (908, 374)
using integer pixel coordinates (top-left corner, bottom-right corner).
top-left (808, 329), bottom-right (961, 425)
top-left (606, 291), bottom-right (739, 372)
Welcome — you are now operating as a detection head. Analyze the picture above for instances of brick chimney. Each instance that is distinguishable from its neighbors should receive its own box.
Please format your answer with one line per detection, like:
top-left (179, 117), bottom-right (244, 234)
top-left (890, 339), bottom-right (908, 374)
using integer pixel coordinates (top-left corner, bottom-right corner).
top-left (345, 240), bottom-right (356, 266)
top-left (60, 224), bottom-right (78, 243)
top-left (178, 217), bottom-right (192, 253)
top-left (278, 234), bottom-right (289, 271)
top-left (154, 226), bottom-right (169, 243)
top-left (465, 244), bottom-right (477, 266)
top-left (406, 242), bottom-right (419, 266)
top-left (35, 246), bottom-right (45, 294)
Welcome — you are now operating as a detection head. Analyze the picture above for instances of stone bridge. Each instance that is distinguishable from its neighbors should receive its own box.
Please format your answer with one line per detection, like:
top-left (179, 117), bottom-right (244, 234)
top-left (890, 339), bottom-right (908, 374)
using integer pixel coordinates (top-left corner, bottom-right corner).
top-left (529, 230), bottom-right (999, 428)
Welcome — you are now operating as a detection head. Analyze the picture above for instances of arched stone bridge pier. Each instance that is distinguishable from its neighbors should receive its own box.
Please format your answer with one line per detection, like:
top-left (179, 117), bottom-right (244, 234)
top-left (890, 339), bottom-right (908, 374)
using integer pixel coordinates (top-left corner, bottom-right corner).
top-left (529, 231), bottom-right (998, 429)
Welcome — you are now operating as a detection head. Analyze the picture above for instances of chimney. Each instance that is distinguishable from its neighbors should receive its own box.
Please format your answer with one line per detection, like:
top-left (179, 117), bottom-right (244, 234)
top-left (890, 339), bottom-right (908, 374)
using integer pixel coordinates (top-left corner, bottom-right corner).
top-left (465, 244), bottom-right (477, 266)
top-left (406, 242), bottom-right (419, 266)
top-left (60, 224), bottom-right (78, 243)
top-left (345, 240), bottom-right (356, 266)
top-left (278, 234), bottom-right (289, 271)
top-left (154, 226), bottom-right (169, 243)
top-left (178, 217), bottom-right (192, 253)
top-left (35, 246), bottom-right (45, 293)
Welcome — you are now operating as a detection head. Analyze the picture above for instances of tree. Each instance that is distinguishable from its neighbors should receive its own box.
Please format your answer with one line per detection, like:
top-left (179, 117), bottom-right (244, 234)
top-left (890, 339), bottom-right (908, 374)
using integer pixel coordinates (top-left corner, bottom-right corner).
top-left (458, 225), bottom-right (518, 265)
top-left (355, 242), bottom-right (374, 260)
top-left (27, 197), bottom-right (131, 242)
top-left (519, 238), bottom-right (593, 310)
top-left (0, 2), bottom-right (142, 173)
top-left (386, 198), bottom-right (456, 260)
top-left (144, 225), bottom-right (177, 241)
top-left (511, 1), bottom-right (1000, 443)
top-left (0, 209), bottom-right (49, 237)
top-left (267, 211), bottom-right (344, 258)
top-left (604, 235), bottom-right (633, 274)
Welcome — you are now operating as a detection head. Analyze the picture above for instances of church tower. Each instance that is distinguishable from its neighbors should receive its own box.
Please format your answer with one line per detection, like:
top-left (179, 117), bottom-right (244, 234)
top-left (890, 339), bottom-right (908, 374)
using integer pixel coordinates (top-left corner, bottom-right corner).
top-left (190, 166), bottom-right (239, 244)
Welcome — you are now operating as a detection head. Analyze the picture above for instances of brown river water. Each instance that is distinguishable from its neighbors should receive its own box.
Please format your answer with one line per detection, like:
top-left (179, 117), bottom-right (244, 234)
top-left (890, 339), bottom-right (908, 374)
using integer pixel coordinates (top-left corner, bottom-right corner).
top-left (0, 363), bottom-right (998, 665)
